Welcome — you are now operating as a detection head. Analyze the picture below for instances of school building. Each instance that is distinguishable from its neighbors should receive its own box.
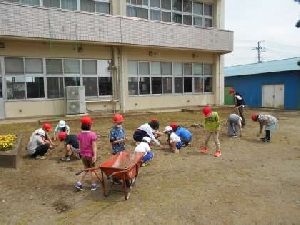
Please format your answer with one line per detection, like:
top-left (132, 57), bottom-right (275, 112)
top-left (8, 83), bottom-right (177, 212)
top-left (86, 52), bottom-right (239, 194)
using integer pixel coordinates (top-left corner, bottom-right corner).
top-left (224, 57), bottom-right (300, 110)
top-left (0, 0), bottom-right (233, 119)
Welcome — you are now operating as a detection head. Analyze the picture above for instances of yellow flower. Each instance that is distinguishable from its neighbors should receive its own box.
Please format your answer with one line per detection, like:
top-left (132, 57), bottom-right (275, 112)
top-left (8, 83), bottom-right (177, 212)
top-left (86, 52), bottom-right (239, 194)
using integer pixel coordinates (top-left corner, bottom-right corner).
top-left (0, 134), bottom-right (17, 151)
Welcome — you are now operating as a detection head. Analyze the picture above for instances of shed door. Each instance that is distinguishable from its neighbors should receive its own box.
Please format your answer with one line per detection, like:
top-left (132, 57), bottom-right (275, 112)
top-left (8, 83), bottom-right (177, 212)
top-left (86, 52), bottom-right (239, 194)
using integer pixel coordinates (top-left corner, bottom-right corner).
top-left (262, 84), bottom-right (284, 109)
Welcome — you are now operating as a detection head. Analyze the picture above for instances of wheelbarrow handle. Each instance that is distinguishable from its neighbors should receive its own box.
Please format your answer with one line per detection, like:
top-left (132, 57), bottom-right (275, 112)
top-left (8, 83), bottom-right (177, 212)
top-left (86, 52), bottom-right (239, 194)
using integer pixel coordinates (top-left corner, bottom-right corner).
top-left (75, 165), bottom-right (101, 176)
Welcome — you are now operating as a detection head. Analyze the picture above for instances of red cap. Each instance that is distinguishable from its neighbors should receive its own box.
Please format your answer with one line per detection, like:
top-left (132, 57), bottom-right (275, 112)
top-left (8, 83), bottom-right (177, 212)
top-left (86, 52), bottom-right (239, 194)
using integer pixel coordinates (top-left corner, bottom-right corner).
top-left (81, 116), bottom-right (92, 125)
top-left (229, 87), bottom-right (235, 94)
top-left (151, 118), bottom-right (158, 122)
top-left (42, 123), bottom-right (52, 132)
top-left (58, 132), bottom-right (67, 141)
top-left (113, 114), bottom-right (124, 123)
top-left (170, 122), bottom-right (178, 130)
top-left (202, 106), bottom-right (212, 117)
top-left (251, 114), bottom-right (258, 121)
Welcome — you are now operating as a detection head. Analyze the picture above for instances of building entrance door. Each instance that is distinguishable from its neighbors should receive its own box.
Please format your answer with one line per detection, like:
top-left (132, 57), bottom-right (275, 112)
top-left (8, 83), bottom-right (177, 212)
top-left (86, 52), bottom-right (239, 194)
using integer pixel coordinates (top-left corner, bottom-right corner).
top-left (262, 84), bottom-right (284, 109)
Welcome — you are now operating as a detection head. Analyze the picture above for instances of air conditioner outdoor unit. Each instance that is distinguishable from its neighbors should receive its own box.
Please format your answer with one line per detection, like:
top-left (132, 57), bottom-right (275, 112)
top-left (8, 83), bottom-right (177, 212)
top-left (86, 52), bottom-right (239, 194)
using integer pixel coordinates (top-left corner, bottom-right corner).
top-left (66, 86), bottom-right (85, 101)
top-left (67, 100), bottom-right (86, 115)
top-left (66, 86), bottom-right (86, 115)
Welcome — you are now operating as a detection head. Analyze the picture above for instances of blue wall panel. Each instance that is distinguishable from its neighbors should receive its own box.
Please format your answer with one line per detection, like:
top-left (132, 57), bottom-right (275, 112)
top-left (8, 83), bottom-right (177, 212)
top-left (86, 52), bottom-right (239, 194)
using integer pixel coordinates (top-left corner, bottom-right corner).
top-left (225, 72), bottom-right (300, 110)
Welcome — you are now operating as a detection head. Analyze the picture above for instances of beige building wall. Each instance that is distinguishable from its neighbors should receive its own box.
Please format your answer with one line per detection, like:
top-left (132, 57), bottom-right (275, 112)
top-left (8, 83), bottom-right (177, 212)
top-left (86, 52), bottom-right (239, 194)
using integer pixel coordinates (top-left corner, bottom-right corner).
top-left (0, 0), bottom-right (230, 118)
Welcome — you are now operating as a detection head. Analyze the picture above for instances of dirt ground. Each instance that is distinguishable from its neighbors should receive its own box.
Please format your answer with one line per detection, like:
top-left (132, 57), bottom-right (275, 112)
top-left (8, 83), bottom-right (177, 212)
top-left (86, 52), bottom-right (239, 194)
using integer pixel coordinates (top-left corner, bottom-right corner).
top-left (0, 107), bottom-right (299, 225)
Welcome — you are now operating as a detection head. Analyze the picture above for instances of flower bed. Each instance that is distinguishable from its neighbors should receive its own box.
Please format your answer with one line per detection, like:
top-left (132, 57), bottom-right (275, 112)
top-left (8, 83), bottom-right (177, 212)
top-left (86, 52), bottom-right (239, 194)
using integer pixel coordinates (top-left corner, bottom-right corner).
top-left (0, 134), bottom-right (22, 169)
top-left (0, 134), bottom-right (17, 151)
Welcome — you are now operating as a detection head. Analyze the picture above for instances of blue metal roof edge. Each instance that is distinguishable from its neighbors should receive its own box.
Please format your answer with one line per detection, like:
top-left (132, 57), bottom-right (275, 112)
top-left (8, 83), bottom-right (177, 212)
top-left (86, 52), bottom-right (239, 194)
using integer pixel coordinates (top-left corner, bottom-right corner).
top-left (225, 57), bottom-right (300, 77)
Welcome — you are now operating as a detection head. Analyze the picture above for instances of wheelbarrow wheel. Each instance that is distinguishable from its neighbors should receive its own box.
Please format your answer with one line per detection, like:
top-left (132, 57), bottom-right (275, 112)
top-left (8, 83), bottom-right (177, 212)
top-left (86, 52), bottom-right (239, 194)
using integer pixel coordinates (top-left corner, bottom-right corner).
top-left (125, 191), bottom-right (130, 200)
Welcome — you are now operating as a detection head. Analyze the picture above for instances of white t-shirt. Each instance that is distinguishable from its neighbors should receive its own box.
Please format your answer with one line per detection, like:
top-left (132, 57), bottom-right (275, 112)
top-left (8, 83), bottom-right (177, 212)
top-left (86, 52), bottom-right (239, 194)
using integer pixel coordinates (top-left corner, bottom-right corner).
top-left (134, 142), bottom-right (151, 156)
top-left (170, 132), bottom-right (181, 143)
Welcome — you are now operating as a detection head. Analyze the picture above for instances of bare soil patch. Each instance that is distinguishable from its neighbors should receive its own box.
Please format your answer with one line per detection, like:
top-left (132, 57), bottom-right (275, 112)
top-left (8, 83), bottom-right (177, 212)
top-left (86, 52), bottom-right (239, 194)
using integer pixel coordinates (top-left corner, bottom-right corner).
top-left (0, 107), bottom-right (299, 224)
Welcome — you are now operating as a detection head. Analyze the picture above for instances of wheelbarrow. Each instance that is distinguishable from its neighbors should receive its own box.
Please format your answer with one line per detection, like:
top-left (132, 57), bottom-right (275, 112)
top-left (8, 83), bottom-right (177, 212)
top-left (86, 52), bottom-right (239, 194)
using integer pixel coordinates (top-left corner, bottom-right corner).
top-left (76, 151), bottom-right (144, 200)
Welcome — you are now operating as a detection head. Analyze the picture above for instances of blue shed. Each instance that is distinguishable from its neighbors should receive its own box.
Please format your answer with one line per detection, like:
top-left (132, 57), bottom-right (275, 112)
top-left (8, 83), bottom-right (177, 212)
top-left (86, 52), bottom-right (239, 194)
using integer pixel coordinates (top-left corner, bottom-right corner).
top-left (224, 57), bottom-right (300, 110)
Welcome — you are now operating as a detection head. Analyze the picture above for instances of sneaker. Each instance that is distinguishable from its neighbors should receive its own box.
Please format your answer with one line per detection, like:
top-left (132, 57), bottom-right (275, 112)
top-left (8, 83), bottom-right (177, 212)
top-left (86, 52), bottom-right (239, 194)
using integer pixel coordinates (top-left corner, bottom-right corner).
top-left (91, 184), bottom-right (98, 191)
top-left (201, 147), bottom-right (208, 154)
top-left (75, 182), bottom-right (83, 191)
top-left (61, 156), bottom-right (71, 161)
top-left (232, 135), bottom-right (238, 138)
top-left (113, 178), bottom-right (122, 185)
top-left (35, 155), bottom-right (46, 160)
top-left (214, 150), bottom-right (222, 157)
top-left (262, 139), bottom-right (270, 143)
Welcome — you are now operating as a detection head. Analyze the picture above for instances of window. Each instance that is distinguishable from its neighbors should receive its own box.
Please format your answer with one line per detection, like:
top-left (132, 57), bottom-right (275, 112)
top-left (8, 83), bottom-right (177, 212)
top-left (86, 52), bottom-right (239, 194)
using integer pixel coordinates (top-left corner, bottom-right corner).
top-left (43, 0), bottom-right (60, 8)
top-left (127, 0), bottom-right (213, 27)
top-left (13, 0), bottom-right (110, 14)
top-left (21, 0), bottom-right (39, 6)
top-left (4, 57), bottom-right (112, 100)
top-left (128, 60), bottom-right (213, 95)
top-left (61, 0), bottom-right (77, 11)
top-left (5, 57), bottom-right (45, 99)
top-left (47, 77), bottom-right (64, 98)
top-left (81, 0), bottom-right (110, 14)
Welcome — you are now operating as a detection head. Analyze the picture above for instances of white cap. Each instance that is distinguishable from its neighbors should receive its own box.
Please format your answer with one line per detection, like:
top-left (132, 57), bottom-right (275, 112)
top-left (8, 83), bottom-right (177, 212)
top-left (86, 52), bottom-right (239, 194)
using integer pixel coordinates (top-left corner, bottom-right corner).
top-left (37, 129), bottom-right (45, 136)
top-left (164, 126), bottom-right (172, 133)
top-left (59, 120), bottom-right (66, 127)
top-left (142, 137), bottom-right (151, 143)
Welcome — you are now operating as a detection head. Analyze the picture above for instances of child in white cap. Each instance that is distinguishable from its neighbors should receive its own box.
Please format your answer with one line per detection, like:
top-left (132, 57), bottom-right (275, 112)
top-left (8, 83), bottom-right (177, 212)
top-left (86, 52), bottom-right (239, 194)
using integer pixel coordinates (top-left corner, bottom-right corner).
top-left (53, 120), bottom-right (70, 141)
top-left (134, 137), bottom-right (154, 167)
top-left (162, 126), bottom-right (182, 154)
top-left (27, 129), bottom-right (50, 159)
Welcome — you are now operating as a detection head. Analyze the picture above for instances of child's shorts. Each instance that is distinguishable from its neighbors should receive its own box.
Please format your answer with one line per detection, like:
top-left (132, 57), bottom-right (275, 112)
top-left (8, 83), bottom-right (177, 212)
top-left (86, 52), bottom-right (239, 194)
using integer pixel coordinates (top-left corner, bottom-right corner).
top-left (81, 156), bottom-right (95, 168)
top-left (176, 142), bottom-right (182, 149)
top-left (70, 146), bottom-right (80, 154)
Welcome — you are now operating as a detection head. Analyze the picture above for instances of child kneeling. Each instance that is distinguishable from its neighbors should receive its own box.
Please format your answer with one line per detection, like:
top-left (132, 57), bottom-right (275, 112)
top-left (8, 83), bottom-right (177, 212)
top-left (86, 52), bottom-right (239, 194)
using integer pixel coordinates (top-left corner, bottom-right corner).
top-left (162, 126), bottom-right (182, 154)
top-left (135, 137), bottom-right (154, 167)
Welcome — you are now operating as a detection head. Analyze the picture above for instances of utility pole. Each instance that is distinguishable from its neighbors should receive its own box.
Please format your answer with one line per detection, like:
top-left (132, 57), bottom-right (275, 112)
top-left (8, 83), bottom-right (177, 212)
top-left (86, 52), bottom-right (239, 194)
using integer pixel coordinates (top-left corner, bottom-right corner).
top-left (252, 41), bottom-right (265, 63)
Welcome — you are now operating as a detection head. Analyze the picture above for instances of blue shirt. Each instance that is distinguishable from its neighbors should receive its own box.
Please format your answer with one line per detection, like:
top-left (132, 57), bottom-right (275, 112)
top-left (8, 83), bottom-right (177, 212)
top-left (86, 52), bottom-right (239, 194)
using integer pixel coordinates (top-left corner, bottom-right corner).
top-left (109, 126), bottom-right (126, 154)
top-left (175, 127), bottom-right (192, 143)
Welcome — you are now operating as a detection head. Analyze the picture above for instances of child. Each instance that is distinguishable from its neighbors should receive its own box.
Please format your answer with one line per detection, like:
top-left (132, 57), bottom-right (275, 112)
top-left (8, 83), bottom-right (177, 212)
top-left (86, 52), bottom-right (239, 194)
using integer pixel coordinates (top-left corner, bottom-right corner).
top-left (32, 123), bottom-right (56, 149)
top-left (58, 132), bottom-right (80, 161)
top-left (134, 137), bottom-right (154, 167)
top-left (201, 106), bottom-right (221, 157)
top-left (27, 129), bottom-right (50, 159)
top-left (75, 116), bottom-right (98, 191)
top-left (227, 113), bottom-right (243, 137)
top-left (162, 126), bottom-right (182, 154)
top-left (109, 114), bottom-right (127, 155)
top-left (53, 120), bottom-right (70, 141)
top-left (150, 118), bottom-right (164, 138)
top-left (170, 122), bottom-right (193, 146)
top-left (230, 89), bottom-right (246, 127)
top-left (251, 113), bottom-right (278, 142)
top-left (133, 120), bottom-right (161, 146)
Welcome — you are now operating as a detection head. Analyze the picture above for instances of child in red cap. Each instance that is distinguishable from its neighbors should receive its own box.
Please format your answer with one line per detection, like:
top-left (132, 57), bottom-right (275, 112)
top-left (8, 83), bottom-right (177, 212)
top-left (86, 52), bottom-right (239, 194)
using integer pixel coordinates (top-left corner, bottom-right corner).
top-left (109, 114), bottom-right (127, 155)
top-left (75, 116), bottom-right (98, 191)
top-left (201, 106), bottom-right (222, 157)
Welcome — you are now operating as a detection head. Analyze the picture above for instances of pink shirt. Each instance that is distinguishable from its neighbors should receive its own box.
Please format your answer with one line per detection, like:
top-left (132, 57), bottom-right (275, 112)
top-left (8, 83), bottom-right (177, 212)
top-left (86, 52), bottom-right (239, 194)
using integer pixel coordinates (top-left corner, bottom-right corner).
top-left (77, 131), bottom-right (98, 157)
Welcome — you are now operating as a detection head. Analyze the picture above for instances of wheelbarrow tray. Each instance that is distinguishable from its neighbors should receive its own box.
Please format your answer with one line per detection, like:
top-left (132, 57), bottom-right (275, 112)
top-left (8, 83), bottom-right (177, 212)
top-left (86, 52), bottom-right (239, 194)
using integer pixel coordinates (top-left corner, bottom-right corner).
top-left (100, 151), bottom-right (144, 180)
top-left (99, 151), bottom-right (144, 200)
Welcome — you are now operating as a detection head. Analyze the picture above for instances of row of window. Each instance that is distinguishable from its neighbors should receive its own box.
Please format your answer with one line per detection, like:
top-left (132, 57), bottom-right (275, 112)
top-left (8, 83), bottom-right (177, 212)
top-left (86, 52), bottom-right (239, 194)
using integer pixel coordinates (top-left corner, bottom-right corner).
top-left (0, 57), bottom-right (214, 100)
top-left (4, 0), bottom-right (214, 28)
top-left (126, 0), bottom-right (213, 27)
top-left (2, 57), bottom-right (112, 100)
top-left (5, 0), bottom-right (110, 14)
top-left (127, 61), bottom-right (213, 95)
